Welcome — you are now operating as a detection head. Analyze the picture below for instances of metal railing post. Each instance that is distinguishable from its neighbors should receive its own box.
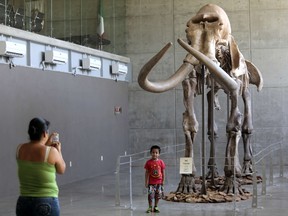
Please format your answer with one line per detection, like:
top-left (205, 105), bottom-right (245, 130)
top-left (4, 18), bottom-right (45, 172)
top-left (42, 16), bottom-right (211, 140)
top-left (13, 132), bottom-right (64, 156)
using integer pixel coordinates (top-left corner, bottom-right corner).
top-left (251, 155), bottom-right (258, 208)
top-left (261, 154), bottom-right (266, 195)
top-left (269, 154), bottom-right (273, 185)
top-left (201, 65), bottom-right (207, 194)
top-left (115, 156), bottom-right (121, 206)
top-left (129, 156), bottom-right (133, 209)
top-left (279, 142), bottom-right (284, 177)
top-left (233, 157), bottom-right (237, 213)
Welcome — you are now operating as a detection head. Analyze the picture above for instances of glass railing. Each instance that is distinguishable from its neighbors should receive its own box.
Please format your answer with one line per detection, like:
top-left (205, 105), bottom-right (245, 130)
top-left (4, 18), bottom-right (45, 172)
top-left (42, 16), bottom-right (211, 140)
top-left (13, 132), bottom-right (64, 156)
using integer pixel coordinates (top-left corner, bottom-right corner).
top-left (0, 0), bottom-right (125, 54)
top-left (115, 140), bottom-right (287, 211)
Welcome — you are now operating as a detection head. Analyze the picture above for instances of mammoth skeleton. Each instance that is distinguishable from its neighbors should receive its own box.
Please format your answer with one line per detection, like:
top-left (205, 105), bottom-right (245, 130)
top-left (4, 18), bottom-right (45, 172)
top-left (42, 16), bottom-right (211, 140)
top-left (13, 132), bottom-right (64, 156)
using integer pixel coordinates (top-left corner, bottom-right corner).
top-left (138, 4), bottom-right (263, 193)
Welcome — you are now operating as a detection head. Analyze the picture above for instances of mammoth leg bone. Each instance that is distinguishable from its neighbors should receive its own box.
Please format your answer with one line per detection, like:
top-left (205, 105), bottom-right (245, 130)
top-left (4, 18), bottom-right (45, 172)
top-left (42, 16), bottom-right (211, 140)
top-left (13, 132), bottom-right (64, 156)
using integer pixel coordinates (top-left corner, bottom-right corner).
top-left (221, 130), bottom-right (244, 194)
top-left (206, 86), bottom-right (220, 182)
top-left (176, 70), bottom-right (198, 194)
top-left (221, 89), bottom-right (244, 194)
top-left (241, 87), bottom-right (254, 175)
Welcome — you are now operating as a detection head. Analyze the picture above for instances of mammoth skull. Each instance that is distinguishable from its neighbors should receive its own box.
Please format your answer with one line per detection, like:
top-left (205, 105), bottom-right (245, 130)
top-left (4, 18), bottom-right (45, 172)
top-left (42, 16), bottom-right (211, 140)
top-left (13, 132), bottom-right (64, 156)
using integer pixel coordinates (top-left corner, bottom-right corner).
top-left (184, 3), bottom-right (231, 65)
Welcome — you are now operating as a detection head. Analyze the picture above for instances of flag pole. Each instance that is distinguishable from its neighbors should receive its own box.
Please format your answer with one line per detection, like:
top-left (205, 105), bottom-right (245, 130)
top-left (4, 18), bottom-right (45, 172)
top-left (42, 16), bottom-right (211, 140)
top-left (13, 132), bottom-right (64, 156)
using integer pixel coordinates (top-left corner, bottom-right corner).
top-left (97, 0), bottom-right (104, 50)
top-left (99, 37), bottom-right (103, 51)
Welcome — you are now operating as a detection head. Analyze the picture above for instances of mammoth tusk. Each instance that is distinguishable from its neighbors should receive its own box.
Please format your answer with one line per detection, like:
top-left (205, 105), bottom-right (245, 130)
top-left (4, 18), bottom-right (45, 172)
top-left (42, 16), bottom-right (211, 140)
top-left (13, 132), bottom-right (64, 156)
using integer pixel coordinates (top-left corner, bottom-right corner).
top-left (138, 42), bottom-right (193, 93)
top-left (177, 38), bottom-right (238, 92)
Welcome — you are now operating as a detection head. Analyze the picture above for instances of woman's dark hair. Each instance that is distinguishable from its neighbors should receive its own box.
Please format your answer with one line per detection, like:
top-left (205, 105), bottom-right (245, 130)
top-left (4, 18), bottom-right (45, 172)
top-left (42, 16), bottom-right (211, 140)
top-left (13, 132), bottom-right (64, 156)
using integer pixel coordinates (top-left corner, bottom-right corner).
top-left (150, 145), bottom-right (161, 154)
top-left (28, 117), bottom-right (50, 141)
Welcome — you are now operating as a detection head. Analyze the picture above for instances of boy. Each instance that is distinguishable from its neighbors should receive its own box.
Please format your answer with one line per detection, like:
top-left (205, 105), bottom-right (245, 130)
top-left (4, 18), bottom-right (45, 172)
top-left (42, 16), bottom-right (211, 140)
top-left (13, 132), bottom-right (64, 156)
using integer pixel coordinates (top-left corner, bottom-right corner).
top-left (144, 145), bottom-right (166, 213)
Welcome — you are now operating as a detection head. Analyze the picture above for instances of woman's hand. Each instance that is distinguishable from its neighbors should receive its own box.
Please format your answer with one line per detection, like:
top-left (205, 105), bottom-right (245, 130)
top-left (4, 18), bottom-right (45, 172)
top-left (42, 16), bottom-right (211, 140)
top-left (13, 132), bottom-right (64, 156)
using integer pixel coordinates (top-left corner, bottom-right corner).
top-left (45, 133), bottom-right (59, 148)
top-left (51, 141), bottom-right (62, 152)
top-left (50, 133), bottom-right (61, 151)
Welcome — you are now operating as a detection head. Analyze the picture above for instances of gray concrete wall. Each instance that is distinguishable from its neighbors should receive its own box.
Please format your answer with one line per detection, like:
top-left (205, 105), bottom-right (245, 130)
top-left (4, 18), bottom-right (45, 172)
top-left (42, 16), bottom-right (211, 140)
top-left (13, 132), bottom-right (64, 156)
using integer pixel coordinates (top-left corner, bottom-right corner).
top-left (44, 0), bottom-right (127, 55)
top-left (127, 0), bottom-right (288, 174)
top-left (0, 65), bottom-right (129, 197)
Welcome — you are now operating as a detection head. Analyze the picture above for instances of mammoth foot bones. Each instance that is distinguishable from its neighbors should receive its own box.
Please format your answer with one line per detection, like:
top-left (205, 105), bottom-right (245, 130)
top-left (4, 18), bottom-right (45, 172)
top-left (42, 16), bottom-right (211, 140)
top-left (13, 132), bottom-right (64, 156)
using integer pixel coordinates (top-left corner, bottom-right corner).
top-left (176, 174), bottom-right (196, 194)
top-left (176, 175), bottom-right (246, 195)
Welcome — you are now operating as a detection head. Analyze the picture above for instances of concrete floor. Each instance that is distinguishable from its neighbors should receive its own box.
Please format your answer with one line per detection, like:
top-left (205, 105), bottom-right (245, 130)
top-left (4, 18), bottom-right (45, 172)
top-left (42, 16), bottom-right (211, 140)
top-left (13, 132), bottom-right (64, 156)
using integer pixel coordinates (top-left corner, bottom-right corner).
top-left (0, 169), bottom-right (287, 216)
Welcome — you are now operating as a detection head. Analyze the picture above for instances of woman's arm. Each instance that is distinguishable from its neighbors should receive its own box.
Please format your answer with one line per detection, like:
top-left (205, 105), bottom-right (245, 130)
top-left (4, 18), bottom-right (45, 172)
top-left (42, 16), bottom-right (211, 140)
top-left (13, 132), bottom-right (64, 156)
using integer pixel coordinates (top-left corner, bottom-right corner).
top-left (49, 142), bottom-right (66, 174)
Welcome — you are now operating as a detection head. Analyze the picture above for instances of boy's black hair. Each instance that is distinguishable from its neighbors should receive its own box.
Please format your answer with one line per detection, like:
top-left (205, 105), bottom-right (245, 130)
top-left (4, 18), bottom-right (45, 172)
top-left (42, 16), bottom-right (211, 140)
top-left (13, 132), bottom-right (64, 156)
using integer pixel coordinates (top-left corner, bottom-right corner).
top-left (150, 145), bottom-right (161, 154)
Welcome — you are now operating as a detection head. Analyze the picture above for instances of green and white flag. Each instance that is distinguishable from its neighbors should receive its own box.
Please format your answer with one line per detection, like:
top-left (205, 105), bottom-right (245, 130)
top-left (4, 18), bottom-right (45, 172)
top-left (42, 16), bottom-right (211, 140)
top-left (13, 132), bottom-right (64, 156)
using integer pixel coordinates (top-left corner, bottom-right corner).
top-left (97, 0), bottom-right (104, 37)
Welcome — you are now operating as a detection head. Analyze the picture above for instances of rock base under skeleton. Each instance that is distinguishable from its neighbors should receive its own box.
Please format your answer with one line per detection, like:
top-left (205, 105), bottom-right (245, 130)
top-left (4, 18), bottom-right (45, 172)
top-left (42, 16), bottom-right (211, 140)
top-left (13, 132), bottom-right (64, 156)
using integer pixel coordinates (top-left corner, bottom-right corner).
top-left (164, 176), bottom-right (262, 203)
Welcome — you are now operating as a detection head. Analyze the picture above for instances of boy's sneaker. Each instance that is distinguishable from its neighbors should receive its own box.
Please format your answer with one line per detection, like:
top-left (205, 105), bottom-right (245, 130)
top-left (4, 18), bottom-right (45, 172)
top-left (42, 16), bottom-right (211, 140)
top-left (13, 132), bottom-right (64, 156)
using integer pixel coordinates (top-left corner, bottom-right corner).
top-left (154, 206), bottom-right (160, 213)
top-left (146, 207), bottom-right (152, 213)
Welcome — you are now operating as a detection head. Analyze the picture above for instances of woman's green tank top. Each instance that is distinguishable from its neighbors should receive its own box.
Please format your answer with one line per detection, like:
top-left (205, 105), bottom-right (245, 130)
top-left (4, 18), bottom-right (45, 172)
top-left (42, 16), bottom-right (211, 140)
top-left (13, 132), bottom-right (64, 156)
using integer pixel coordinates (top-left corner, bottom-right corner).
top-left (17, 160), bottom-right (58, 197)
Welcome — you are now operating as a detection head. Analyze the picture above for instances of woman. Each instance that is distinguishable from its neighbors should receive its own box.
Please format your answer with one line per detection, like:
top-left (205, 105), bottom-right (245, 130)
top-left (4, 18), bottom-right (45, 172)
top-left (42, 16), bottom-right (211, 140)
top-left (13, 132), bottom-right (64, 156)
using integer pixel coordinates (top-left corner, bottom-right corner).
top-left (16, 117), bottom-right (66, 216)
